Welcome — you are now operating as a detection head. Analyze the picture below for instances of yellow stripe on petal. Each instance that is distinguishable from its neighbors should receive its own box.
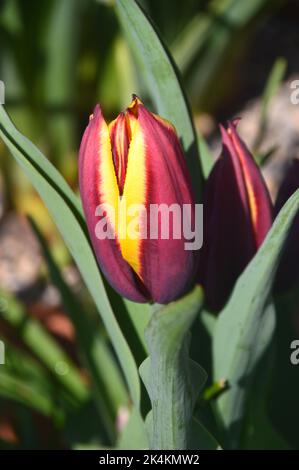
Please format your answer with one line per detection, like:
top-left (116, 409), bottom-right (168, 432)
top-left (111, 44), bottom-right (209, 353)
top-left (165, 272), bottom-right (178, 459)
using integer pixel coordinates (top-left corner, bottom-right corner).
top-left (118, 120), bottom-right (147, 278)
top-left (97, 119), bottom-right (120, 233)
top-left (243, 170), bottom-right (258, 227)
top-left (232, 135), bottom-right (258, 231)
top-left (97, 106), bottom-right (146, 280)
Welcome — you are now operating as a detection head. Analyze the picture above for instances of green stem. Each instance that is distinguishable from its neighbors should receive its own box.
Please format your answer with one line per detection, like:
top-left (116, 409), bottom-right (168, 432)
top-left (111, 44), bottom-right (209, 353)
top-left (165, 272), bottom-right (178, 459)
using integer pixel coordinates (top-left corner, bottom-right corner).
top-left (150, 334), bottom-right (194, 449)
top-left (140, 286), bottom-right (206, 450)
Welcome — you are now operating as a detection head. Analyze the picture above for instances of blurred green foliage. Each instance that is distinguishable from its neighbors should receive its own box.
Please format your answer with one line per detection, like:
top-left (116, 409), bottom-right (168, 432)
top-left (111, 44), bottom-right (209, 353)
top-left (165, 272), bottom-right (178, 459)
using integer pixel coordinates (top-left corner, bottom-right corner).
top-left (0, 0), bottom-right (296, 450)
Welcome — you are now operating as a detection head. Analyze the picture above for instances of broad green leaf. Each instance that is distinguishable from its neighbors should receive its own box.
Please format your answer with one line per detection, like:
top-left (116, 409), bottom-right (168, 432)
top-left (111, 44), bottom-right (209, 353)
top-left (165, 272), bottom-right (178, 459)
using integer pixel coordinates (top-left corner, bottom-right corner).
top-left (0, 105), bottom-right (141, 407)
top-left (190, 418), bottom-right (221, 450)
top-left (270, 290), bottom-right (299, 449)
top-left (123, 299), bottom-right (150, 354)
top-left (241, 348), bottom-right (289, 450)
top-left (213, 188), bottom-right (299, 448)
top-left (105, 286), bottom-right (148, 367)
top-left (200, 310), bottom-right (217, 338)
top-left (139, 286), bottom-right (207, 450)
top-left (0, 105), bottom-right (82, 219)
top-left (30, 217), bottom-right (128, 442)
top-left (114, 0), bottom-right (202, 200)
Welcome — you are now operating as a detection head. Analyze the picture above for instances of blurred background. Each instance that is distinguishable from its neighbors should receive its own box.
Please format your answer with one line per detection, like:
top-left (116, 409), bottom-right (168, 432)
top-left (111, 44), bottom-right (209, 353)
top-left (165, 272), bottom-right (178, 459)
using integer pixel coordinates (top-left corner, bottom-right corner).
top-left (0, 0), bottom-right (299, 449)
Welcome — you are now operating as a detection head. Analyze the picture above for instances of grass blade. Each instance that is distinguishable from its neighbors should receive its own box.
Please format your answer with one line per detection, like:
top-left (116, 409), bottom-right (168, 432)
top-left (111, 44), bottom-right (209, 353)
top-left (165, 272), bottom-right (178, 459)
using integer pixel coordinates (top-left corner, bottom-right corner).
top-left (114, 0), bottom-right (202, 200)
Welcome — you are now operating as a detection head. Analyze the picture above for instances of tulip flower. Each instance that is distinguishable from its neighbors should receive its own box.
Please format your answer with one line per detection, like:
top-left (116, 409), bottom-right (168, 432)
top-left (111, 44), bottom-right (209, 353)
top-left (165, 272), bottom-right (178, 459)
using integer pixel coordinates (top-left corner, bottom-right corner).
top-left (79, 96), bottom-right (198, 303)
top-left (274, 159), bottom-right (299, 293)
top-left (198, 121), bottom-right (273, 311)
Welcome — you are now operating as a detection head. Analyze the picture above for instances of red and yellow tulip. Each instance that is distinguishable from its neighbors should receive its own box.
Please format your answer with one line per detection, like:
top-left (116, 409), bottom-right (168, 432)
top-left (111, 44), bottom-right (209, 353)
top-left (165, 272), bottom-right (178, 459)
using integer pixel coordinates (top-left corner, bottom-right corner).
top-left (198, 121), bottom-right (273, 311)
top-left (79, 96), bottom-right (198, 303)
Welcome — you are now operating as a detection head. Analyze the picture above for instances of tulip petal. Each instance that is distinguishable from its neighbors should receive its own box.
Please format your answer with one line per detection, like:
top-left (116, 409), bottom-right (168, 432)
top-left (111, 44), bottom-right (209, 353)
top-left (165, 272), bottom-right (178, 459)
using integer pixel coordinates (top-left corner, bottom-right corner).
top-left (225, 122), bottom-right (272, 246)
top-left (119, 116), bottom-right (147, 278)
top-left (108, 113), bottom-right (130, 194)
top-left (79, 104), bottom-right (148, 302)
top-left (133, 101), bottom-right (199, 303)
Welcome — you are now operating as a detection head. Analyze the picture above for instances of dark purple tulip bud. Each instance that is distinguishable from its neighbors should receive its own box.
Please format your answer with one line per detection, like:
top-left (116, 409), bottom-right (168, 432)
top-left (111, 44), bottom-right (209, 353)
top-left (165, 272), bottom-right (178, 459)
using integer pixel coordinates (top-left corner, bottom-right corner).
top-left (198, 121), bottom-right (273, 311)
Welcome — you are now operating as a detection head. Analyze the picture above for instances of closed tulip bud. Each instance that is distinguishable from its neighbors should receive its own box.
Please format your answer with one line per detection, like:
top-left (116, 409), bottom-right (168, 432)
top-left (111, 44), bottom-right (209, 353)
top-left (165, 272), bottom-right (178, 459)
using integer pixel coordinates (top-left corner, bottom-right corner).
top-left (274, 159), bottom-right (299, 293)
top-left (79, 96), bottom-right (199, 303)
top-left (198, 121), bottom-right (273, 311)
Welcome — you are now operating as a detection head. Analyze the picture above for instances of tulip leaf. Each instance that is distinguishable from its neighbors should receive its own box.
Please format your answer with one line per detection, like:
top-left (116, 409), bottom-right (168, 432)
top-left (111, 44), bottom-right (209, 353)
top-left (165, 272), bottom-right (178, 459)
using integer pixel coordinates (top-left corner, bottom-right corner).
top-left (201, 310), bottom-right (217, 337)
top-left (0, 105), bottom-right (141, 408)
top-left (139, 286), bottom-right (207, 449)
top-left (114, 0), bottom-right (202, 200)
top-left (190, 418), bottom-right (221, 450)
top-left (270, 291), bottom-right (299, 449)
top-left (241, 348), bottom-right (289, 450)
top-left (213, 188), bottom-right (299, 448)
top-left (123, 299), bottom-right (150, 354)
